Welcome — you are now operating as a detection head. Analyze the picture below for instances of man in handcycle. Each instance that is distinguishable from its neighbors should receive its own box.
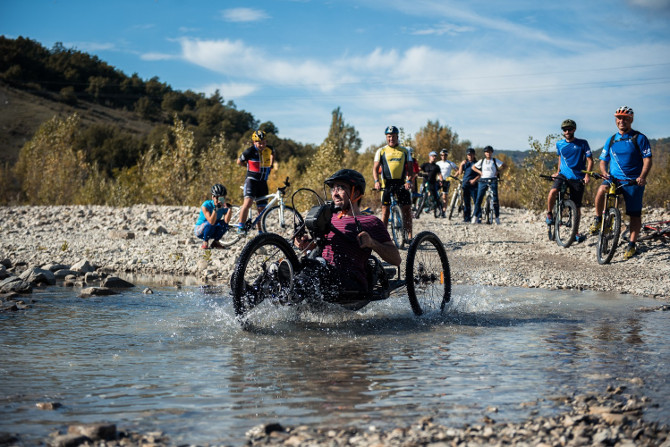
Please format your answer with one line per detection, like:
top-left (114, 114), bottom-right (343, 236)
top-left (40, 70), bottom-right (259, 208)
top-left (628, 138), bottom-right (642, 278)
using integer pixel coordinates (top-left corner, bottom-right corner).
top-left (293, 169), bottom-right (401, 307)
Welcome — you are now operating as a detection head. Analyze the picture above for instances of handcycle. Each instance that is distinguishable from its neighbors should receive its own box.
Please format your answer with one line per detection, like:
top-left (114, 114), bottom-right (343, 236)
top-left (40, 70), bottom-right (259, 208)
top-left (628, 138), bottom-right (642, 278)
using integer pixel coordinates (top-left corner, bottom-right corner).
top-left (414, 178), bottom-right (443, 219)
top-left (539, 174), bottom-right (580, 247)
top-left (230, 193), bottom-right (451, 326)
top-left (583, 171), bottom-right (637, 265)
top-left (447, 176), bottom-right (463, 220)
top-left (218, 177), bottom-right (303, 247)
top-left (377, 188), bottom-right (410, 249)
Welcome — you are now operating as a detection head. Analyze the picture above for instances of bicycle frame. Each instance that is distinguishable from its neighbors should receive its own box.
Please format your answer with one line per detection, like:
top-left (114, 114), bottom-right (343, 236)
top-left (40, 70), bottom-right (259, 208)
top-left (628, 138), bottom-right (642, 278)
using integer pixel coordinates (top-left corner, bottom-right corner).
top-left (241, 179), bottom-right (289, 231)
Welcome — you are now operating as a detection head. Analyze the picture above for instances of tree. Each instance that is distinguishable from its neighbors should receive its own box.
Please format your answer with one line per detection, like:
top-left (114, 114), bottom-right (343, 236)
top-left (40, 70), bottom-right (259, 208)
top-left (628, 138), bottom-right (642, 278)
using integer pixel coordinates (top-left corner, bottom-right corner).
top-left (324, 107), bottom-right (362, 155)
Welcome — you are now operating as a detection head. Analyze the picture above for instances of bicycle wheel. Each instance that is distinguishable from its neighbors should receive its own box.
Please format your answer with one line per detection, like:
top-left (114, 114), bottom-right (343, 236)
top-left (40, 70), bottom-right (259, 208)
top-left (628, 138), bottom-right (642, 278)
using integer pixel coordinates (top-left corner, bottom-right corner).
top-left (448, 188), bottom-right (461, 220)
top-left (484, 195), bottom-right (493, 224)
top-left (390, 205), bottom-right (405, 249)
top-left (406, 231), bottom-right (451, 315)
top-left (433, 195), bottom-right (443, 218)
top-left (555, 199), bottom-right (578, 248)
top-left (218, 206), bottom-right (243, 247)
top-left (414, 192), bottom-right (426, 218)
top-left (547, 203), bottom-right (556, 241)
top-left (596, 207), bottom-right (621, 265)
top-left (261, 205), bottom-right (304, 241)
top-left (231, 233), bottom-right (301, 318)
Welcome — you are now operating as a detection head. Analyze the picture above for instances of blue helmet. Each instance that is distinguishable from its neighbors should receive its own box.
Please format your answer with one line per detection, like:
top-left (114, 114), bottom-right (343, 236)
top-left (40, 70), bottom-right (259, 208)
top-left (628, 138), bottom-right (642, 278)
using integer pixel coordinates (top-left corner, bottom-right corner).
top-left (385, 125), bottom-right (399, 135)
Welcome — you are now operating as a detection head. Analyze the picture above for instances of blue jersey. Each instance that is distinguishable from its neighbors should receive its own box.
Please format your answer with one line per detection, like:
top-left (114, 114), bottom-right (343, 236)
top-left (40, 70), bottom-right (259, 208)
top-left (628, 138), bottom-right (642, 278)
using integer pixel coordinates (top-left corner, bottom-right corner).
top-left (556, 138), bottom-right (591, 180)
top-left (195, 199), bottom-right (228, 226)
top-left (599, 131), bottom-right (651, 181)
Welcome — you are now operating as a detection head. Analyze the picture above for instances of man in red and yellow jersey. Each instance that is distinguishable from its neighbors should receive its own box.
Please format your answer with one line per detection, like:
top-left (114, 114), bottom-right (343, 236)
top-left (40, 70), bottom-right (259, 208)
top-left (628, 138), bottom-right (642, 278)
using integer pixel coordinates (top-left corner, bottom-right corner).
top-left (372, 125), bottom-right (414, 240)
top-left (236, 130), bottom-right (275, 232)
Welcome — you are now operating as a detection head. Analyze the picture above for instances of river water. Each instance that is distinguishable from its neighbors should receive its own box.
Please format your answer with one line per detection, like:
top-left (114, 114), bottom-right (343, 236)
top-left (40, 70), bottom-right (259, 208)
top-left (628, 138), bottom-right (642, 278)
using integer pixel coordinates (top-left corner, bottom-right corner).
top-left (1, 282), bottom-right (668, 445)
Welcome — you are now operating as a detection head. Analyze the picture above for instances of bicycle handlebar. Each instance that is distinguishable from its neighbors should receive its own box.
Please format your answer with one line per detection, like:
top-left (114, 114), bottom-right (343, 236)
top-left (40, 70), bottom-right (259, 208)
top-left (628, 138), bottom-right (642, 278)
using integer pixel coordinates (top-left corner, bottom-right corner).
top-left (581, 170), bottom-right (637, 186)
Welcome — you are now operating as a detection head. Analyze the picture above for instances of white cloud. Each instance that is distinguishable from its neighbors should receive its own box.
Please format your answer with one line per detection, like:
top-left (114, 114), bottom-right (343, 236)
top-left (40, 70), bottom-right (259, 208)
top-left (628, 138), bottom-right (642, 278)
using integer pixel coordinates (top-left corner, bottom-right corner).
top-left (411, 22), bottom-right (474, 36)
top-left (201, 82), bottom-right (258, 99)
top-left (141, 52), bottom-right (177, 61)
top-left (221, 8), bottom-right (270, 22)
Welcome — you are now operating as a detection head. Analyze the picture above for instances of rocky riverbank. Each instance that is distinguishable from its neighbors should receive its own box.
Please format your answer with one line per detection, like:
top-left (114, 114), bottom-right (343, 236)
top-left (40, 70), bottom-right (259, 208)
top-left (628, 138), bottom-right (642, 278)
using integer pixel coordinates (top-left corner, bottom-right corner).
top-left (1, 204), bottom-right (669, 298)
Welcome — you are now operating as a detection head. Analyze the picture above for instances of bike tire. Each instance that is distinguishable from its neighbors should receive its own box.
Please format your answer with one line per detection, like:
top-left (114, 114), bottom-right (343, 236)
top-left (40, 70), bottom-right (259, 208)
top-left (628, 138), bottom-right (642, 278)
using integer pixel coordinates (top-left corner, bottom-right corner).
top-left (406, 231), bottom-right (451, 315)
top-left (448, 188), bottom-right (459, 220)
top-left (219, 206), bottom-right (256, 247)
top-left (555, 199), bottom-right (578, 248)
top-left (231, 233), bottom-right (301, 318)
top-left (414, 193), bottom-right (426, 219)
top-left (596, 207), bottom-right (621, 265)
top-left (433, 195), bottom-right (443, 218)
top-left (390, 205), bottom-right (405, 249)
top-left (484, 195), bottom-right (493, 224)
top-left (261, 205), bottom-right (304, 241)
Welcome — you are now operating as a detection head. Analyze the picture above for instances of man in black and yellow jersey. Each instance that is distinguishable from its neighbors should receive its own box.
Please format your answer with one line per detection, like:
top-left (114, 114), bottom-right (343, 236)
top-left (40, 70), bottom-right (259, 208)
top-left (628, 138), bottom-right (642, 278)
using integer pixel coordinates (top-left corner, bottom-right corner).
top-left (372, 125), bottom-right (414, 241)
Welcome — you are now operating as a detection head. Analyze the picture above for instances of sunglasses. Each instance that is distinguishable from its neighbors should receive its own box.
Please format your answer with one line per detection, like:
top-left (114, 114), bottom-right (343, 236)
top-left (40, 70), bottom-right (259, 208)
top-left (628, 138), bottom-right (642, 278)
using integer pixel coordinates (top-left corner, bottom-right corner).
top-left (329, 184), bottom-right (350, 193)
top-left (562, 127), bottom-right (575, 132)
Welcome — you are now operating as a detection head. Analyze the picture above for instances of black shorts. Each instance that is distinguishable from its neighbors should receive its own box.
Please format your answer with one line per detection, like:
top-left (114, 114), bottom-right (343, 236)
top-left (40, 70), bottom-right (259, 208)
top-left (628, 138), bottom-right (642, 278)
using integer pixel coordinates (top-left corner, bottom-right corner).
top-left (381, 180), bottom-right (412, 206)
top-left (441, 180), bottom-right (451, 194)
top-left (551, 175), bottom-right (585, 207)
top-left (243, 178), bottom-right (269, 206)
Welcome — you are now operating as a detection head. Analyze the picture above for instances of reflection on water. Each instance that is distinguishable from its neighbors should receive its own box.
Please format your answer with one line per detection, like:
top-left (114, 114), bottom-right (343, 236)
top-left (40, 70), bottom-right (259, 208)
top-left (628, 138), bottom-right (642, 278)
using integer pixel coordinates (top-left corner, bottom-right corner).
top-left (0, 283), bottom-right (668, 445)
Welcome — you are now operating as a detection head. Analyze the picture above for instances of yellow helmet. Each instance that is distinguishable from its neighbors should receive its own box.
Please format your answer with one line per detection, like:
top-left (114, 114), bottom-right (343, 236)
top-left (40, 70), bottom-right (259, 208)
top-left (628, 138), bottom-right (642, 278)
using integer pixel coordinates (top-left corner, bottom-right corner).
top-left (252, 130), bottom-right (266, 142)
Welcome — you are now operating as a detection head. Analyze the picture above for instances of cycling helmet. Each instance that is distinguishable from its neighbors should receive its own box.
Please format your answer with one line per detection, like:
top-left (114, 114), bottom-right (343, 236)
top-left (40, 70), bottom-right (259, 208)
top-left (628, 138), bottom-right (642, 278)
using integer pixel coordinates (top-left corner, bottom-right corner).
top-left (466, 147), bottom-right (475, 155)
top-left (440, 148), bottom-right (448, 154)
top-left (385, 125), bottom-right (399, 135)
top-left (484, 145), bottom-right (494, 152)
top-left (251, 130), bottom-right (266, 142)
top-left (429, 151), bottom-right (438, 157)
top-left (561, 119), bottom-right (577, 130)
top-left (324, 169), bottom-right (366, 195)
top-left (211, 184), bottom-right (227, 197)
top-left (614, 106), bottom-right (634, 117)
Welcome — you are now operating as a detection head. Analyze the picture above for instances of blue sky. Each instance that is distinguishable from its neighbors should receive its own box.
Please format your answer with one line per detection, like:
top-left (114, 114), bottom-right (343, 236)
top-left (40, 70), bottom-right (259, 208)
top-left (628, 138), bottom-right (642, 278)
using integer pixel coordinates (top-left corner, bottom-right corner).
top-left (3, 0), bottom-right (670, 152)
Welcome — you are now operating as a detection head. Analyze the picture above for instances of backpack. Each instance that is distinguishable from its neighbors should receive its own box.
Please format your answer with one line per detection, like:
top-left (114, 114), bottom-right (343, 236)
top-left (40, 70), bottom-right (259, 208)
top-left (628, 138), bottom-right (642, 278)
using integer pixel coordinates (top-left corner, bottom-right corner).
top-left (606, 130), bottom-right (640, 153)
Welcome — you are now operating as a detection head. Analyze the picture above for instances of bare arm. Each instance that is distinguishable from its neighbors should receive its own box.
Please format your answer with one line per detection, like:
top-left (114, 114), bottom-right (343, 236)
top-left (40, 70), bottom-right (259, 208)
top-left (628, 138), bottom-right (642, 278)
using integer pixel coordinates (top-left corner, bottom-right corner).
top-left (638, 156), bottom-right (652, 186)
top-left (584, 157), bottom-right (593, 184)
top-left (358, 232), bottom-right (401, 266)
top-left (203, 206), bottom-right (217, 225)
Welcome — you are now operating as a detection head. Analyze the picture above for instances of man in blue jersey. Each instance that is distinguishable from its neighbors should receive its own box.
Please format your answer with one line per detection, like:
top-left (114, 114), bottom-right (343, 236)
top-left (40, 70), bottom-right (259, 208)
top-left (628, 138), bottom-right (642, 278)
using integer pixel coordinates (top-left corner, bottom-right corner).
top-left (588, 106), bottom-right (653, 260)
top-left (545, 119), bottom-right (593, 242)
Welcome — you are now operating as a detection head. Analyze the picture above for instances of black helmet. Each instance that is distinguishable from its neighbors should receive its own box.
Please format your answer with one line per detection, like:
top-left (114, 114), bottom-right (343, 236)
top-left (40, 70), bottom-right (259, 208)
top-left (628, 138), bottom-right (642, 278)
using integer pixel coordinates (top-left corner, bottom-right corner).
top-left (324, 169), bottom-right (366, 195)
top-left (467, 147), bottom-right (476, 155)
top-left (211, 184), bottom-right (227, 197)
top-left (561, 119), bottom-right (576, 130)
top-left (484, 145), bottom-right (494, 152)
top-left (384, 125), bottom-right (399, 135)
top-left (440, 148), bottom-right (448, 154)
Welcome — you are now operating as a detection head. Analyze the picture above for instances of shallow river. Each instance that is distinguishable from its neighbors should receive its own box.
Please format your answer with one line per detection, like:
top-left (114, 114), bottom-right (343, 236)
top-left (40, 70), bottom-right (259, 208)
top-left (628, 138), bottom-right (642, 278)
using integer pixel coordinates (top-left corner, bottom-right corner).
top-left (1, 282), bottom-right (668, 445)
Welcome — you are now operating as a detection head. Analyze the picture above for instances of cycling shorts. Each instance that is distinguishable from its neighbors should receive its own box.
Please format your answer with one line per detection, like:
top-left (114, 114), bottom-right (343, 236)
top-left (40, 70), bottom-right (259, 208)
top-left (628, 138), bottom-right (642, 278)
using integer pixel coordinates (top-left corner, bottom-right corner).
top-left (243, 178), bottom-right (269, 206)
top-left (381, 180), bottom-right (411, 206)
top-left (441, 180), bottom-right (451, 194)
top-left (551, 175), bottom-right (585, 207)
top-left (602, 180), bottom-right (644, 217)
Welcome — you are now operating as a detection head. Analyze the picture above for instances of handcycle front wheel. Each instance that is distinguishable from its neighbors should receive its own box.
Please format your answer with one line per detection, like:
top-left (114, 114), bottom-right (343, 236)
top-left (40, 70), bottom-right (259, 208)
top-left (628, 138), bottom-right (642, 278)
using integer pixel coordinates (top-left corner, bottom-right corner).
top-left (231, 233), bottom-right (301, 318)
top-left (555, 199), bottom-right (578, 248)
top-left (596, 207), bottom-right (621, 265)
top-left (261, 205), bottom-right (304, 241)
top-left (406, 231), bottom-right (451, 315)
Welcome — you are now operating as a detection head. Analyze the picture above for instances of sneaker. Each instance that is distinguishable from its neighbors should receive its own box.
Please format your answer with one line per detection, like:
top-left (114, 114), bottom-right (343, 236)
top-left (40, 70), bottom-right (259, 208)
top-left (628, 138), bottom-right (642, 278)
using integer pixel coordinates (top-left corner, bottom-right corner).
top-left (495, 217), bottom-right (500, 225)
top-left (236, 225), bottom-right (246, 235)
top-left (588, 217), bottom-right (601, 235)
top-left (624, 244), bottom-right (637, 260)
top-left (575, 233), bottom-right (586, 243)
top-left (200, 241), bottom-right (209, 249)
top-left (545, 213), bottom-right (554, 225)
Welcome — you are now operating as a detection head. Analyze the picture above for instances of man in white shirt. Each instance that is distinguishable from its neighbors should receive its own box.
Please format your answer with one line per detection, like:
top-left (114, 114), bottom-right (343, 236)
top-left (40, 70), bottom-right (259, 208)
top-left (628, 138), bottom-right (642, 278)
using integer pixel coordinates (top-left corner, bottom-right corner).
top-left (435, 148), bottom-right (458, 217)
top-left (471, 146), bottom-right (505, 224)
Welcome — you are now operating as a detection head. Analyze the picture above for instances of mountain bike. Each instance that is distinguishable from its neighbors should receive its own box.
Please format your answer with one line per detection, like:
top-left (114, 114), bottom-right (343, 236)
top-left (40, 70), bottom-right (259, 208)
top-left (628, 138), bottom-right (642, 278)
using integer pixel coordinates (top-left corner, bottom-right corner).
top-left (477, 178), bottom-right (499, 225)
top-left (447, 176), bottom-right (463, 220)
top-left (230, 200), bottom-right (451, 327)
top-left (584, 171), bottom-right (637, 264)
top-left (378, 188), bottom-right (410, 249)
top-left (218, 177), bottom-right (303, 247)
top-left (414, 179), bottom-right (442, 219)
top-left (540, 174), bottom-right (579, 247)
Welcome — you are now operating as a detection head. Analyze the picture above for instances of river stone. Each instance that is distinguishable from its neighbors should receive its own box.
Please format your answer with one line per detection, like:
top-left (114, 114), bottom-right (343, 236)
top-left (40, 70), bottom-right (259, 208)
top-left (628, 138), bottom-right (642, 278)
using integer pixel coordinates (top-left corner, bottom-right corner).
top-left (43, 263), bottom-right (70, 272)
top-left (48, 433), bottom-right (89, 447)
top-left (79, 287), bottom-right (117, 298)
top-left (0, 277), bottom-right (32, 294)
top-left (71, 259), bottom-right (95, 273)
top-left (108, 230), bottom-right (135, 240)
top-left (101, 276), bottom-right (134, 288)
top-left (20, 267), bottom-right (56, 286)
top-left (0, 258), bottom-right (11, 268)
top-left (84, 272), bottom-right (100, 283)
top-left (0, 265), bottom-right (8, 280)
top-left (54, 269), bottom-right (79, 279)
top-left (68, 423), bottom-right (117, 441)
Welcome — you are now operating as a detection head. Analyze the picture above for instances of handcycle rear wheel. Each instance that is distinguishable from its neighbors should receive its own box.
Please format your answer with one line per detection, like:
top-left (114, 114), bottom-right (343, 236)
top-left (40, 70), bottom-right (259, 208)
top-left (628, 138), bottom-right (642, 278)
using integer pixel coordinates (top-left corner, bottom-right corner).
top-left (406, 231), bottom-right (451, 315)
top-left (261, 205), bottom-right (303, 241)
top-left (555, 199), bottom-right (578, 248)
top-left (596, 207), bottom-right (621, 265)
top-left (390, 205), bottom-right (406, 249)
top-left (231, 233), bottom-right (300, 318)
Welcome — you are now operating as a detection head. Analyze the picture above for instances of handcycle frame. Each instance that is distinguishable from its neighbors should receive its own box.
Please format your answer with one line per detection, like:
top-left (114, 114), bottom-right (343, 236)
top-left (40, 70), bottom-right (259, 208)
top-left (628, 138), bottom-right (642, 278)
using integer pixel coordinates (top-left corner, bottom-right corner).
top-left (540, 174), bottom-right (579, 247)
top-left (219, 177), bottom-right (302, 247)
top-left (230, 191), bottom-right (451, 325)
top-left (584, 170), bottom-right (637, 264)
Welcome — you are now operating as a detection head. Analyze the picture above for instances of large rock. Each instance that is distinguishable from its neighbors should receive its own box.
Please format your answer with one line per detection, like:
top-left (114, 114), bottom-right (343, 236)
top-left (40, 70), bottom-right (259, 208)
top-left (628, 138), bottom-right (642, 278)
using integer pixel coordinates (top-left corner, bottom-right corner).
top-left (71, 259), bottom-right (95, 274)
top-left (0, 276), bottom-right (32, 294)
top-left (79, 287), bottom-right (117, 298)
top-left (67, 423), bottom-right (117, 441)
top-left (0, 265), bottom-right (9, 280)
top-left (100, 276), bottom-right (135, 288)
top-left (54, 269), bottom-right (80, 280)
top-left (20, 267), bottom-right (56, 286)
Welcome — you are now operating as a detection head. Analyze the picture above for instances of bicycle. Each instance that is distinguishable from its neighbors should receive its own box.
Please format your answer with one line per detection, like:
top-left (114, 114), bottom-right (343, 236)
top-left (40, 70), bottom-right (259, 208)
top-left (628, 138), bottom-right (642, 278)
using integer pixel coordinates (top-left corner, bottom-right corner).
top-left (414, 178), bottom-right (442, 219)
top-left (622, 220), bottom-right (670, 243)
top-left (447, 176), bottom-right (463, 220)
top-left (230, 199), bottom-right (451, 327)
top-left (476, 178), bottom-right (499, 225)
top-left (218, 177), bottom-right (303, 247)
top-left (377, 188), bottom-right (410, 249)
top-left (539, 174), bottom-right (579, 247)
top-left (583, 171), bottom-right (637, 264)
